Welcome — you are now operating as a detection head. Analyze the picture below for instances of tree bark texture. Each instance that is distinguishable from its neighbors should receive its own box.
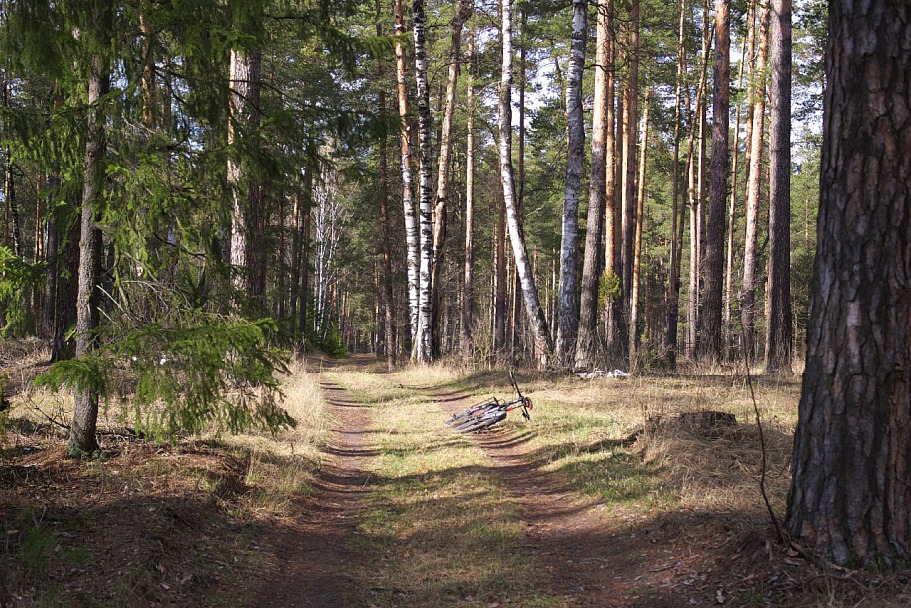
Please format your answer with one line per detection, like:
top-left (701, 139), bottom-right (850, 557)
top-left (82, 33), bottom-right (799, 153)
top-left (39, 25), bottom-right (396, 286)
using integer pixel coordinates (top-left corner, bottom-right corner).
top-left (786, 0), bottom-right (911, 566)
top-left (740, 1), bottom-right (769, 363)
top-left (555, 0), bottom-right (586, 369)
top-left (576, 0), bottom-right (611, 370)
top-left (412, 0), bottom-right (433, 363)
top-left (69, 52), bottom-right (109, 456)
top-left (431, 0), bottom-right (470, 358)
top-left (377, 7), bottom-right (397, 369)
top-left (461, 30), bottom-right (476, 358)
top-left (498, 0), bottom-right (553, 367)
top-left (764, 0), bottom-right (793, 374)
top-left (629, 91), bottom-right (650, 371)
top-left (696, 0), bottom-right (729, 364)
top-left (393, 0), bottom-right (420, 358)
top-left (228, 47), bottom-right (265, 311)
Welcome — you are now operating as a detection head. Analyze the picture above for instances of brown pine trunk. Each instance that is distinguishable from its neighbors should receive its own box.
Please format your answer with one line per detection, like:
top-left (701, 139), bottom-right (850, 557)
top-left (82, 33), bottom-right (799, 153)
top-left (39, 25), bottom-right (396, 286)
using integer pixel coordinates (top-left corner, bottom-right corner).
top-left (665, 0), bottom-right (689, 369)
top-left (228, 48), bottom-right (265, 312)
top-left (69, 51), bottom-right (109, 456)
top-left (763, 0), bottom-right (792, 374)
top-left (629, 91), bottom-right (650, 372)
top-left (786, 0), bottom-right (911, 564)
top-left (740, 1), bottom-right (769, 364)
top-left (376, 1), bottom-right (397, 369)
top-left (431, 0), bottom-right (470, 358)
top-left (696, 0), bottom-right (730, 364)
top-left (576, 0), bottom-right (612, 370)
top-left (461, 30), bottom-right (477, 359)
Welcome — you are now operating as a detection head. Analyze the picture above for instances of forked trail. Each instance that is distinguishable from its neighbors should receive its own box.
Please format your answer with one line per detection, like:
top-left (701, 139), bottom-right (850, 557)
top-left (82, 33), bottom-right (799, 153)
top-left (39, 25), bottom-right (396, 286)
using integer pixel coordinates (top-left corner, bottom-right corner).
top-left (258, 360), bottom-right (699, 607)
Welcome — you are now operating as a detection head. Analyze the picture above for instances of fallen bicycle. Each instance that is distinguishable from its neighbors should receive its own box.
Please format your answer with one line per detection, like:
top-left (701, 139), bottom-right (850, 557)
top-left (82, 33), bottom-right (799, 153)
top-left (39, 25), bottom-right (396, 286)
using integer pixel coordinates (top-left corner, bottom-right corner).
top-left (445, 370), bottom-right (532, 433)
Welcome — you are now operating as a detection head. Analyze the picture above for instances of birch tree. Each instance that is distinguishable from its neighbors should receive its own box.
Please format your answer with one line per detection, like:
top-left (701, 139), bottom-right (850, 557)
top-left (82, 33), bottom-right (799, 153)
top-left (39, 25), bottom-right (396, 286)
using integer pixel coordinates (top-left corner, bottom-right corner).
top-left (412, 0), bottom-right (433, 362)
top-left (498, 0), bottom-right (552, 367)
top-left (393, 0), bottom-right (419, 358)
top-left (555, 0), bottom-right (586, 369)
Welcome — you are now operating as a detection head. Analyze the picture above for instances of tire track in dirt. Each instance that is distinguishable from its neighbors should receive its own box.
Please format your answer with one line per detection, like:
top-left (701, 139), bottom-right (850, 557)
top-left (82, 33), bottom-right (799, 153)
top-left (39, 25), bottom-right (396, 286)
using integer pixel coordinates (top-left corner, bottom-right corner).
top-left (254, 362), bottom-right (375, 608)
top-left (430, 388), bottom-right (685, 608)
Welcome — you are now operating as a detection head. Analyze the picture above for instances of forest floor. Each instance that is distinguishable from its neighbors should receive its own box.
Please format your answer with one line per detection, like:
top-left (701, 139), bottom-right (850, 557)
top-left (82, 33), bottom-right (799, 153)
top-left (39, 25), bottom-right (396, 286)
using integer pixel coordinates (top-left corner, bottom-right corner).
top-left (2, 346), bottom-right (911, 607)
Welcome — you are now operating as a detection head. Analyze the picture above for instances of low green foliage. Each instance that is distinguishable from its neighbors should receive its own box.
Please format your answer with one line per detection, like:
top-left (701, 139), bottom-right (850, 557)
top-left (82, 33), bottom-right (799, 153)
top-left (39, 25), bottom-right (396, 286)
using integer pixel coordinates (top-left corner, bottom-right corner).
top-left (0, 246), bottom-right (46, 336)
top-left (35, 315), bottom-right (295, 437)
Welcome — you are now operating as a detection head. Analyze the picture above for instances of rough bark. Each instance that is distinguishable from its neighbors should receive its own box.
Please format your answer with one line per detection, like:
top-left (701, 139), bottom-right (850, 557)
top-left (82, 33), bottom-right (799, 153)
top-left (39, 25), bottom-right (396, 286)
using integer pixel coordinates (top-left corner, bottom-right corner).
top-left (576, 0), bottom-right (611, 370)
top-left (764, 0), bottom-right (793, 374)
top-left (461, 30), bottom-right (476, 359)
top-left (494, 189), bottom-right (507, 353)
top-left (629, 92), bottom-right (650, 372)
top-left (377, 3), bottom-right (397, 369)
top-left (69, 52), bottom-right (109, 456)
top-left (555, 0), bottom-right (587, 369)
top-left (431, 0), bottom-right (470, 358)
top-left (412, 0), bottom-right (433, 362)
top-left (696, 0), bottom-right (730, 364)
top-left (228, 47), bottom-right (265, 311)
top-left (498, 0), bottom-right (553, 367)
top-left (665, 0), bottom-right (688, 369)
top-left (724, 3), bottom-right (753, 360)
top-left (393, 0), bottom-right (420, 358)
top-left (740, 1), bottom-right (769, 363)
top-left (786, 0), bottom-right (911, 565)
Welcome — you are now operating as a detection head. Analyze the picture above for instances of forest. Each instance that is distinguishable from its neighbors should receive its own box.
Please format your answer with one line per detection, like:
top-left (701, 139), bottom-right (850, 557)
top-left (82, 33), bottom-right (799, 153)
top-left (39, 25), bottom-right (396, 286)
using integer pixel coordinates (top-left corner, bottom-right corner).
top-left (2, 0), bottom-right (911, 605)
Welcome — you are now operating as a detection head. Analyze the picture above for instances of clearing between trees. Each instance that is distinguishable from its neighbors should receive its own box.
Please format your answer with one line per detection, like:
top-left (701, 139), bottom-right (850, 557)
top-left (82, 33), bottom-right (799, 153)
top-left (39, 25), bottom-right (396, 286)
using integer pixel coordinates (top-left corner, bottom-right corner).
top-left (2, 353), bottom-right (910, 607)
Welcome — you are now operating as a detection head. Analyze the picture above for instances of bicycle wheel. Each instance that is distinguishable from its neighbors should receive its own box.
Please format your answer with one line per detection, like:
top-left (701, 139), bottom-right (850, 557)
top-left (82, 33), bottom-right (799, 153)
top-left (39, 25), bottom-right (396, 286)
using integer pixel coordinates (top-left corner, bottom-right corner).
top-left (445, 398), bottom-right (498, 426)
top-left (455, 411), bottom-right (506, 433)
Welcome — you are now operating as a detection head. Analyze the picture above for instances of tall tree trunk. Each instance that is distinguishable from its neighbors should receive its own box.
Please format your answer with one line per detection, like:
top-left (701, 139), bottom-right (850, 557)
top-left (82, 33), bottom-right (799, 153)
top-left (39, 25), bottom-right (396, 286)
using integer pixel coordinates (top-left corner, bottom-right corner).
top-left (665, 0), bottom-right (688, 369)
top-left (740, 1), bottom-right (769, 364)
top-left (763, 0), bottom-right (792, 374)
top-left (461, 30), bottom-right (476, 359)
top-left (493, 189), bottom-right (507, 353)
top-left (228, 47), bottom-right (265, 312)
top-left (498, 0), bottom-right (553, 367)
top-left (555, 0), bottom-right (587, 369)
top-left (412, 0), bottom-right (433, 362)
top-left (511, 9), bottom-right (527, 358)
top-left (431, 0), bottom-right (470, 358)
top-left (296, 162), bottom-right (313, 352)
top-left (629, 91), bottom-right (650, 371)
top-left (724, 2), bottom-right (753, 360)
top-left (576, 0), bottom-right (612, 370)
top-left (687, 2), bottom-right (712, 360)
top-left (69, 51), bottom-right (109, 456)
top-left (393, 0), bottom-right (420, 359)
top-left (603, 25), bottom-right (621, 363)
top-left (377, 2), bottom-right (397, 369)
top-left (786, 0), bottom-right (911, 565)
top-left (696, 0), bottom-right (730, 364)
top-left (619, 0), bottom-right (640, 364)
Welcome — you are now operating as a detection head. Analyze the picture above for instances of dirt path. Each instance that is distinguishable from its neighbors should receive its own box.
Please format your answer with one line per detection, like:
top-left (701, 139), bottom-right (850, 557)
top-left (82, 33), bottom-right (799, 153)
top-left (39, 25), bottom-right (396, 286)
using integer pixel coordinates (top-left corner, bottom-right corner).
top-left (254, 361), bottom-right (375, 607)
top-left (430, 389), bottom-right (691, 608)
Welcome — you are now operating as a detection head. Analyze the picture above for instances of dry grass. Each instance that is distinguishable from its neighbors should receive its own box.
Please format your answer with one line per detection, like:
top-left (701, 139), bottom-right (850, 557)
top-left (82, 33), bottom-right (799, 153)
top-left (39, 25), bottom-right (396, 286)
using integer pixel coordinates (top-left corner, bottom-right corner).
top-left (329, 366), bottom-right (570, 608)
